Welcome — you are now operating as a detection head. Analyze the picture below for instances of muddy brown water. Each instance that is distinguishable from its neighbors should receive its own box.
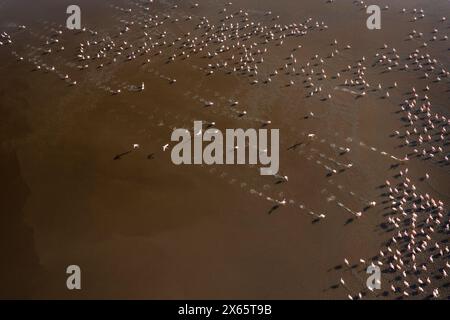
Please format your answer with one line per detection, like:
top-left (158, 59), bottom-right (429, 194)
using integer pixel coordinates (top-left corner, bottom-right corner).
top-left (0, 0), bottom-right (449, 299)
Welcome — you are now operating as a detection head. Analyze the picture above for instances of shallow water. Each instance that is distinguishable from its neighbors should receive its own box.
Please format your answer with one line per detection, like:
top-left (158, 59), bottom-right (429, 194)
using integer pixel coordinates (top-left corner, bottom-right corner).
top-left (0, 0), bottom-right (449, 299)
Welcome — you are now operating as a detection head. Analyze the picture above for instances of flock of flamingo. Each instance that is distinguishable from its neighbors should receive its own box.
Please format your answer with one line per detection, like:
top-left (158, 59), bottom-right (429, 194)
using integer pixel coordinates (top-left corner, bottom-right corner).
top-left (1, 0), bottom-right (449, 299)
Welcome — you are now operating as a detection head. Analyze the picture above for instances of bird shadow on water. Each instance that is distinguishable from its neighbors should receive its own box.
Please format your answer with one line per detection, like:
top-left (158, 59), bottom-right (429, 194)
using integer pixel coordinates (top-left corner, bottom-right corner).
top-left (268, 204), bottom-right (279, 215)
top-left (344, 217), bottom-right (354, 225)
top-left (113, 150), bottom-right (132, 160)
